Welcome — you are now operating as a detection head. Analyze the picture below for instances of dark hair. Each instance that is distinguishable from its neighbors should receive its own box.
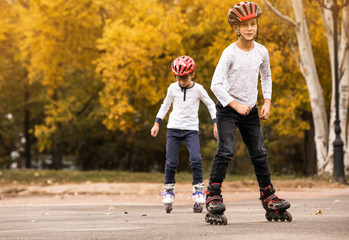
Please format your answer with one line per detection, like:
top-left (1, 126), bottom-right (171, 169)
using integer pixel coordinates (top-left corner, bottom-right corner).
top-left (174, 71), bottom-right (194, 80)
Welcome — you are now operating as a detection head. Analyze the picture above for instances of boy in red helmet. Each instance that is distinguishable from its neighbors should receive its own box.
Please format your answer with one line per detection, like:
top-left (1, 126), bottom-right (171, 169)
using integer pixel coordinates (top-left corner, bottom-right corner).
top-left (151, 56), bottom-right (217, 213)
top-left (205, 2), bottom-right (291, 225)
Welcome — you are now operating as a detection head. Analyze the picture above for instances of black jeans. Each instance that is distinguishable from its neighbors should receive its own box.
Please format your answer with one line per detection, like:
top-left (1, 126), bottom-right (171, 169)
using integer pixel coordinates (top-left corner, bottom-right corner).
top-left (209, 102), bottom-right (271, 188)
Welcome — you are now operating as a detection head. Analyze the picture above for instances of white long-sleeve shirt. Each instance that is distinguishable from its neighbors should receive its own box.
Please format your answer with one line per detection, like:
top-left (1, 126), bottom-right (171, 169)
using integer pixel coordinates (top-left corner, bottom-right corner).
top-left (155, 82), bottom-right (216, 131)
top-left (211, 41), bottom-right (272, 107)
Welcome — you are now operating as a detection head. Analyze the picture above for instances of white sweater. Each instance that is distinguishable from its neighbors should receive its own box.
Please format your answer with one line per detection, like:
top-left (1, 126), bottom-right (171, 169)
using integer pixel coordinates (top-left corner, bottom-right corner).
top-left (211, 41), bottom-right (272, 107)
top-left (155, 82), bottom-right (216, 131)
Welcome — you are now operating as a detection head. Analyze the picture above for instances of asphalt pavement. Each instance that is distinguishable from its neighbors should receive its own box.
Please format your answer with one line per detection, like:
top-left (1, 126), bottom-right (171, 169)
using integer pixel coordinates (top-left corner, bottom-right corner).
top-left (0, 189), bottom-right (348, 240)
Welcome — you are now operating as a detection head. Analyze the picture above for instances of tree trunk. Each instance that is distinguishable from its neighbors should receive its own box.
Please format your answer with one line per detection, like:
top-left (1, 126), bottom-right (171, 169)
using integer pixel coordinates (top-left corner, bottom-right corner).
top-left (52, 139), bottom-right (62, 170)
top-left (320, 0), bottom-right (335, 174)
top-left (291, 0), bottom-right (329, 174)
top-left (24, 81), bottom-right (31, 169)
top-left (341, 4), bottom-right (349, 174)
top-left (321, 1), bottom-right (349, 174)
top-left (303, 111), bottom-right (317, 175)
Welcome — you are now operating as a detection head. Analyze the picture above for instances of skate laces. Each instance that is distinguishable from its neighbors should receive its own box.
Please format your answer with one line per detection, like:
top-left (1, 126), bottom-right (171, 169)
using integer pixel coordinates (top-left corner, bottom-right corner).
top-left (160, 184), bottom-right (175, 196)
top-left (192, 191), bottom-right (204, 197)
top-left (159, 191), bottom-right (175, 196)
top-left (261, 185), bottom-right (284, 203)
top-left (193, 183), bottom-right (205, 193)
top-left (206, 183), bottom-right (222, 195)
top-left (205, 183), bottom-right (223, 204)
top-left (205, 195), bottom-right (223, 205)
top-left (265, 194), bottom-right (284, 203)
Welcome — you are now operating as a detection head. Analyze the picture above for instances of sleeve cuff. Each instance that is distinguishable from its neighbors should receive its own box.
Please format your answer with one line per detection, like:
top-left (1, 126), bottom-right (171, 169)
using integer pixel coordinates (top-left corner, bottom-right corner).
top-left (212, 118), bottom-right (217, 123)
top-left (155, 118), bottom-right (162, 124)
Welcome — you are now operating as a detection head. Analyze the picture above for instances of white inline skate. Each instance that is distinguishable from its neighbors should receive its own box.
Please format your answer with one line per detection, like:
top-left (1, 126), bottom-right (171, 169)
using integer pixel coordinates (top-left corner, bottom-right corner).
top-left (161, 183), bottom-right (175, 213)
top-left (192, 182), bottom-right (205, 213)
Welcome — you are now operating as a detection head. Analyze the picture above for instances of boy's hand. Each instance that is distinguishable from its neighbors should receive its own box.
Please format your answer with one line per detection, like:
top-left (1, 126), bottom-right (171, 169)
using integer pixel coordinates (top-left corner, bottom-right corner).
top-left (151, 123), bottom-right (160, 137)
top-left (229, 101), bottom-right (252, 116)
top-left (260, 99), bottom-right (271, 120)
top-left (213, 123), bottom-right (217, 139)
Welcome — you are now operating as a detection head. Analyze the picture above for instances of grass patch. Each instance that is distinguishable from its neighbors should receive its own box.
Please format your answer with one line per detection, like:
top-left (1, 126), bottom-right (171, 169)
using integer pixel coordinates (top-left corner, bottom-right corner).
top-left (0, 169), bottom-right (334, 185)
top-left (0, 169), bottom-right (166, 185)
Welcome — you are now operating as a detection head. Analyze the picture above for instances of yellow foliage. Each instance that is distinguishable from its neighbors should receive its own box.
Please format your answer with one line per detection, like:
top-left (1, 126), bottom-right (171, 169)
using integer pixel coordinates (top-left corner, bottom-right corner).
top-left (18, 0), bottom-right (102, 95)
top-left (0, 0), bottom-right (333, 150)
top-left (96, 0), bottom-right (183, 130)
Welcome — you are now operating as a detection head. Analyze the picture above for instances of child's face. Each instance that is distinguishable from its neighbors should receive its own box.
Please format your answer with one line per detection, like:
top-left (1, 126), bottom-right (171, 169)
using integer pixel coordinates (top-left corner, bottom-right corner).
top-left (236, 18), bottom-right (258, 41)
top-left (176, 74), bottom-right (194, 88)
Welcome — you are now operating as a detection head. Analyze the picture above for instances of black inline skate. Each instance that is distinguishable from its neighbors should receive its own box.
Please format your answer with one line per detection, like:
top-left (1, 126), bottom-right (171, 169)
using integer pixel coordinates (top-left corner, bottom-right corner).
top-left (260, 185), bottom-right (292, 222)
top-left (204, 183), bottom-right (227, 225)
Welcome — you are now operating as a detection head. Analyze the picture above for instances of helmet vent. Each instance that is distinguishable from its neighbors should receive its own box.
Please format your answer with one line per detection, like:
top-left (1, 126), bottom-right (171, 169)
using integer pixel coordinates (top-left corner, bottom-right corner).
top-left (242, 5), bottom-right (249, 16)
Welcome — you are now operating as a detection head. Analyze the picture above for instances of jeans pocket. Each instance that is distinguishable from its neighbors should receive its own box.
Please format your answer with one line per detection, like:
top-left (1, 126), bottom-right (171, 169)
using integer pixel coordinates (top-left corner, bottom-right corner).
top-left (216, 101), bottom-right (223, 109)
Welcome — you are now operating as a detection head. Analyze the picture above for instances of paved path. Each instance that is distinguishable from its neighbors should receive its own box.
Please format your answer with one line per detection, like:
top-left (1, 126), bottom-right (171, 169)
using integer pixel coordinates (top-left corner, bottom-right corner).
top-left (0, 188), bottom-right (348, 240)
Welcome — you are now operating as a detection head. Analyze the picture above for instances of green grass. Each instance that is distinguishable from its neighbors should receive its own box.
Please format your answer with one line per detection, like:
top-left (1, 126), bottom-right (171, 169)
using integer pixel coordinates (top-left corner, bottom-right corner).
top-left (0, 169), bottom-right (331, 185)
top-left (0, 169), bottom-right (162, 185)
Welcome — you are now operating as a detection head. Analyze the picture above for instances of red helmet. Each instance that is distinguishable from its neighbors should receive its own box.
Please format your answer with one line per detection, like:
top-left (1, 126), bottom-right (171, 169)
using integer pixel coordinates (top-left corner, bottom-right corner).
top-left (171, 56), bottom-right (195, 76)
top-left (227, 1), bottom-right (262, 26)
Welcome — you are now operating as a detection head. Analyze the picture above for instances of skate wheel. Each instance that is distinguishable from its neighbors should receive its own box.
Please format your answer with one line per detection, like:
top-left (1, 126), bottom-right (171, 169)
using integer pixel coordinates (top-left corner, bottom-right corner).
top-left (193, 203), bottom-right (203, 213)
top-left (280, 216), bottom-right (286, 222)
top-left (273, 217), bottom-right (279, 222)
top-left (285, 212), bottom-right (292, 222)
top-left (265, 213), bottom-right (272, 222)
top-left (165, 204), bottom-right (172, 213)
top-left (221, 215), bottom-right (228, 225)
top-left (205, 213), bottom-right (210, 223)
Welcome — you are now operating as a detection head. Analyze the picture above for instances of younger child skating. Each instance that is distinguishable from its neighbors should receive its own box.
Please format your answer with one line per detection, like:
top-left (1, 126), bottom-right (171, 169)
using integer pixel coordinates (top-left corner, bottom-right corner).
top-left (151, 56), bottom-right (217, 213)
top-left (205, 1), bottom-right (291, 225)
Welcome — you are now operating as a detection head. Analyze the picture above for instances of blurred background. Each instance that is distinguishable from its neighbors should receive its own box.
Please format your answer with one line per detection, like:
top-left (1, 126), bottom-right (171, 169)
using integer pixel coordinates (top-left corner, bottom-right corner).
top-left (0, 0), bottom-right (348, 179)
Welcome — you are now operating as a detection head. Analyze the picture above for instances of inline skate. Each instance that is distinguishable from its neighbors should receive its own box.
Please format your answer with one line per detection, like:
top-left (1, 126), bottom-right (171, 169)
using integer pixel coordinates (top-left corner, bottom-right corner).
top-left (192, 182), bottom-right (205, 213)
top-left (160, 183), bottom-right (175, 213)
top-left (260, 185), bottom-right (292, 222)
top-left (204, 183), bottom-right (227, 225)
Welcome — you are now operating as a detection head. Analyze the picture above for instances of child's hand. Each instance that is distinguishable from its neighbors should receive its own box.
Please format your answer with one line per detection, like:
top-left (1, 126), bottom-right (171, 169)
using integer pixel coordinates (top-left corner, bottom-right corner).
top-left (230, 101), bottom-right (251, 116)
top-left (150, 123), bottom-right (160, 137)
top-left (213, 123), bottom-right (217, 139)
top-left (260, 99), bottom-right (271, 120)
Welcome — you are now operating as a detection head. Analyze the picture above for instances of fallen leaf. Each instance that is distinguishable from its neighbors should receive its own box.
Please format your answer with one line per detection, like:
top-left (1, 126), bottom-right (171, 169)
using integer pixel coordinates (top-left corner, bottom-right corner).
top-left (315, 210), bottom-right (322, 215)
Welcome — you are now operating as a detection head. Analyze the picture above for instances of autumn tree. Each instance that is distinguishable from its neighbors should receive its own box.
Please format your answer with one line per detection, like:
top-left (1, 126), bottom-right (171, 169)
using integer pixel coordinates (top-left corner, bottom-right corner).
top-left (264, 0), bottom-right (348, 177)
top-left (0, 0), bottom-right (46, 168)
top-left (15, 0), bottom-right (105, 168)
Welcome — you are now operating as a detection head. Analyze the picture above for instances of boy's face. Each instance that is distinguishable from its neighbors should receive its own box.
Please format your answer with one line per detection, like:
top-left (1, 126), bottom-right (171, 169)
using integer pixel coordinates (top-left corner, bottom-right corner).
top-left (235, 18), bottom-right (258, 41)
top-left (175, 73), bottom-right (194, 88)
